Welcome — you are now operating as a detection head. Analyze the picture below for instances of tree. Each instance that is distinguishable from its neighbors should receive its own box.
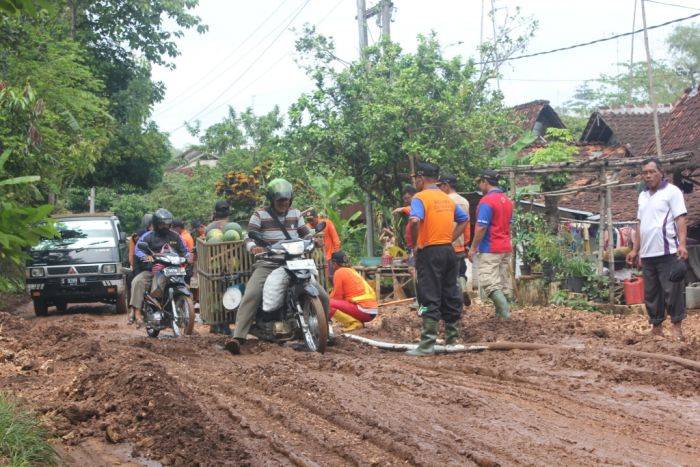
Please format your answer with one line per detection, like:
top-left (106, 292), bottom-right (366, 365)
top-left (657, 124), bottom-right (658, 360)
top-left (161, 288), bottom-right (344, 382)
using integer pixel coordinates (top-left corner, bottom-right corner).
top-left (667, 23), bottom-right (700, 87)
top-left (287, 30), bottom-right (525, 211)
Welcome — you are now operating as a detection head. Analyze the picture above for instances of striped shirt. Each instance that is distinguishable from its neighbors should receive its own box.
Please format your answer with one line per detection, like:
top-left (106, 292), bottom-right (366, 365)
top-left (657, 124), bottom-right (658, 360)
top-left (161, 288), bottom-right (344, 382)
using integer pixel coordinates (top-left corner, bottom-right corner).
top-left (245, 208), bottom-right (311, 252)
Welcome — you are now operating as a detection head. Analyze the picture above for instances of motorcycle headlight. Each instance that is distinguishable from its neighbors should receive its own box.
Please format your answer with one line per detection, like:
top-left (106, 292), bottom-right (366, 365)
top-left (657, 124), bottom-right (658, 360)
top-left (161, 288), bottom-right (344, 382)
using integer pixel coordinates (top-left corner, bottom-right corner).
top-left (30, 267), bottom-right (45, 278)
top-left (282, 241), bottom-right (305, 256)
top-left (101, 264), bottom-right (117, 274)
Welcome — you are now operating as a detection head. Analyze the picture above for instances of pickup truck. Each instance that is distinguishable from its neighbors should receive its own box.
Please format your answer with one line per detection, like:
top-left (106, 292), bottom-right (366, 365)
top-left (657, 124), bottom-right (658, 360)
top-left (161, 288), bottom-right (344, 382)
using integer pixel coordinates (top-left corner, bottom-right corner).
top-left (25, 213), bottom-right (129, 316)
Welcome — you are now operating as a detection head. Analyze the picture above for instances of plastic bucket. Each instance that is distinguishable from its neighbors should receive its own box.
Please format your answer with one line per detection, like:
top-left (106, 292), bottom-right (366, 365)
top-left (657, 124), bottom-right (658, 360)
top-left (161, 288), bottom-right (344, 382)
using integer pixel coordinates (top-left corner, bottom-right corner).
top-left (623, 276), bottom-right (645, 305)
top-left (686, 282), bottom-right (700, 309)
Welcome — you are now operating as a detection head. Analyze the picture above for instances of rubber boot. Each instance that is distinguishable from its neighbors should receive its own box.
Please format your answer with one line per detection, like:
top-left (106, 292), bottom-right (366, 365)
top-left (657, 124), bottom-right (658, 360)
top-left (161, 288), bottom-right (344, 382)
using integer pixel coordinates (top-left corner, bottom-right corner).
top-left (406, 317), bottom-right (438, 356)
top-left (445, 321), bottom-right (460, 346)
top-left (489, 290), bottom-right (510, 319)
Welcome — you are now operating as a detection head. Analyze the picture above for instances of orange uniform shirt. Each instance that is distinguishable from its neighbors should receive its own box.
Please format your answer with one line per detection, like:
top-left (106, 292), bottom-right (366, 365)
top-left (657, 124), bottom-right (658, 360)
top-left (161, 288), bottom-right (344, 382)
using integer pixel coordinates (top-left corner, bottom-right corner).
top-left (411, 188), bottom-right (466, 248)
top-left (180, 230), bottom-right (195, 252)
top-left (330, 267), bottom-right (377, 309)
top-left (311, 217), bottom-right (340, 261)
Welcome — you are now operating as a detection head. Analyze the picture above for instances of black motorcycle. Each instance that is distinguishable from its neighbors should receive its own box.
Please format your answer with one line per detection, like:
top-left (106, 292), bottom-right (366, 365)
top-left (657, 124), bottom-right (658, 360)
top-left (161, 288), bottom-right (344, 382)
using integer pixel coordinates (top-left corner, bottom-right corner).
top-left (137, 242), bottom-right (195, 338)
top-left (229, 228), bottom-right (329, 353)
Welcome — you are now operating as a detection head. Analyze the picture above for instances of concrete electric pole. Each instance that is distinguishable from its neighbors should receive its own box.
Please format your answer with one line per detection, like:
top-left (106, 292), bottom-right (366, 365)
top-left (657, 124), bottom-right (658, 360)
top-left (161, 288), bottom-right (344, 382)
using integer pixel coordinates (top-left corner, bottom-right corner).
top-left (356, 0), bottom-right (393, 256)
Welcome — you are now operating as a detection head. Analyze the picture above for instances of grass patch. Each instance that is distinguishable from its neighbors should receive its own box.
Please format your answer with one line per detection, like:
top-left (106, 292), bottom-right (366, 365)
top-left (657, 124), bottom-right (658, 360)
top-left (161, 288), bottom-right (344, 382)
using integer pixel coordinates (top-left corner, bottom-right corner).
top-left (0, 393), bottom-right (57, 466)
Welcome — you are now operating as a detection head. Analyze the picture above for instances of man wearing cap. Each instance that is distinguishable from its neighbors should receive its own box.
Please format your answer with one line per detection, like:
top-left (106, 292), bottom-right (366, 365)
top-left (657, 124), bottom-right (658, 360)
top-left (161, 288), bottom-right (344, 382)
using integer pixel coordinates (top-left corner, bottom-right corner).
top-left (205, 200), bottom-right (232, 233)
top-left (328, 251), bottom-right (378, 332)
top-left (467, 170), bottom-right (514, 319)
top-left (626, 158), bottom-right (688, 340)
top-left (438, 173), bottom-right (472, 307)
top-left (407, 162), bottom-right (469, 356)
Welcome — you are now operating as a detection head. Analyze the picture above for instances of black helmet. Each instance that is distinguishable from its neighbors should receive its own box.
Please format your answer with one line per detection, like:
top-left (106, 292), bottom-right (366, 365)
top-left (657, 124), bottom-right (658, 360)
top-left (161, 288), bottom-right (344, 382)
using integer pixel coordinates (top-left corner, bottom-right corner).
top-left (266, 178), bottom-right (293, 205)
top-left (141, 213), bottom-right (153, 229)
top-left (153, 208), bottom-right (173, 232)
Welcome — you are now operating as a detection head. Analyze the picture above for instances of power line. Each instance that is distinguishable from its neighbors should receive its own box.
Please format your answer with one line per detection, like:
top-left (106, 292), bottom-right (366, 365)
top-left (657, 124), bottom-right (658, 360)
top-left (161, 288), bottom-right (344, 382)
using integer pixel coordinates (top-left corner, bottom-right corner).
top-left (501, 77), bottom-right (601, 82)
top-left (645, 0), bottom-right (700, 11)
top-left (477, 11), bottom-right (700, 65)
top-left (168, 0), bottom-right (313, 134)
top-left (154, 0), bottom-right (292, 115)
top-left (173, 0), bottom-right (347, 130)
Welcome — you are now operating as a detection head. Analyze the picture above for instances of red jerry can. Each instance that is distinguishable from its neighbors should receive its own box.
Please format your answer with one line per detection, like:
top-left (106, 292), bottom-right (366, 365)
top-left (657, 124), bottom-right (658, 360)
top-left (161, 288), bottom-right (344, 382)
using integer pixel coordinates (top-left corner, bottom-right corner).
top-left (623, 276), bottom-right (645, 305)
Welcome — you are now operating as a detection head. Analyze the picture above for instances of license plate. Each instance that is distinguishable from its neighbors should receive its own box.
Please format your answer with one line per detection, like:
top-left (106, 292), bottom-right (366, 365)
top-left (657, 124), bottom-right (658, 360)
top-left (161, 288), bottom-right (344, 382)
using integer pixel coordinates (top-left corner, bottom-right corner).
top-left (286, 259), bottom-right (316, 271)
top-left (64, 277), bottom-right (78, 286)
top-left (163, 267), bottom-right (185, 277)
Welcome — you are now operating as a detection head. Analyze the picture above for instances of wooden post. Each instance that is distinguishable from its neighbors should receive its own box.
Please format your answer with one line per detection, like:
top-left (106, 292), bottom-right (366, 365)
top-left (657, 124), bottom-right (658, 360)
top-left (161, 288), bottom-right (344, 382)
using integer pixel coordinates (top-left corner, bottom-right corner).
top-left (605, 178), bottom-right (616, 304)
top-left (509, 170), bottom-right (517, 297)
top-left (597, 169), bottom-right (605, 275)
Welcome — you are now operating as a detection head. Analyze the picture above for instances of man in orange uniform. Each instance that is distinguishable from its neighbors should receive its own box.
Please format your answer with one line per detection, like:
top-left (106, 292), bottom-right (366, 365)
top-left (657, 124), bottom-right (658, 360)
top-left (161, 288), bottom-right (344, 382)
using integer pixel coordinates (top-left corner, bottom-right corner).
top-left (328, 251), bottom-right (378, 332)
top-left (407, 162), bottom-right (469, 356)
top-left (307, 209), bottom-right (341, 280)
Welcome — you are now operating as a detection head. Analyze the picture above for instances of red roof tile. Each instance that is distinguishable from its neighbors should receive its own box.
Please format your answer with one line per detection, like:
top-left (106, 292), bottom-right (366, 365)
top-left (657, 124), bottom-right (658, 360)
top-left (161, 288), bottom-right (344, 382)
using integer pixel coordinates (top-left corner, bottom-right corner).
top-left (644, 86), bottom-right (700, 159)
top-left (581, 105), bottom-right (673, 157)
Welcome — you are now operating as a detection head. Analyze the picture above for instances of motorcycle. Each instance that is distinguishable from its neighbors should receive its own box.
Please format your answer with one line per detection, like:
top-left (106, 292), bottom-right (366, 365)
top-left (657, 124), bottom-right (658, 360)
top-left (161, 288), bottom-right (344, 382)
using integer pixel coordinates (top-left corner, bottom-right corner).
top-left (225, 226), bottom-right (330, 353)
top-left (136, 242), bottom-right (195, 338)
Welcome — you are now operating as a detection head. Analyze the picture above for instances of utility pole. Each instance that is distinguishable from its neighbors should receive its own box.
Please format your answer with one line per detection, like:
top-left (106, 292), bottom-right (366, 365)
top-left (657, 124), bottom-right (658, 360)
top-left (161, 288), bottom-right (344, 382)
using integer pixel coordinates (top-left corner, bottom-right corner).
top-left (356, 0), bottom-right (392, 257)
top-left (640, 0), bottom-right (663, 156)
top-left (628, 0), bottom-right (637, 104)
top-left (89, 187), bottom-right (95, 214)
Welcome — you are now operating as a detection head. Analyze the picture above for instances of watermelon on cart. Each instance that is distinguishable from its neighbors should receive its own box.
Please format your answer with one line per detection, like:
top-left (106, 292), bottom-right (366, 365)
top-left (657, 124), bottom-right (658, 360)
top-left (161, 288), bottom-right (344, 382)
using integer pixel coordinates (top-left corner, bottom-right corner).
top-left (223, 229), bottom-right (240, 242)
top-left (223, 222), bottom-right (243, 234)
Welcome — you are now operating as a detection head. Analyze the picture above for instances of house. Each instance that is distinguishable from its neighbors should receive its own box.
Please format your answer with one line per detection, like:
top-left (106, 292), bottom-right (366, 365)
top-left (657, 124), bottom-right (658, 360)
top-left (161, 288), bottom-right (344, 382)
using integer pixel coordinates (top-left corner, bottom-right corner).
top-left (167, 148), bottom-right (219, 174)
top-left (511, 100), bottom-right (566, 137)
top-left (580, 104), bottom-right (673, 157)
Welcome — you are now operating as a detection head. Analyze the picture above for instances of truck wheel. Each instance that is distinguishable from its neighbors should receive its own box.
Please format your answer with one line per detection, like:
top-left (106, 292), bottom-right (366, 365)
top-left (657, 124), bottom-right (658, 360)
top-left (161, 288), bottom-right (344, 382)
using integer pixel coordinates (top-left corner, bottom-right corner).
top-left (115, 290), bottom-right (128, 314)
top-left (33, 299), bottom-right (48, 317)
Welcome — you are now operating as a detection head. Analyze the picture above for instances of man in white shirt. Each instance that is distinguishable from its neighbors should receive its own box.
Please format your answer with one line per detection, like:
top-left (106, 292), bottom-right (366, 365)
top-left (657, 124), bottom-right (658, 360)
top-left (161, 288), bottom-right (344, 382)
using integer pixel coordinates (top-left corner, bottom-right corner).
top-left (626, 158), bottom-right (688, 340)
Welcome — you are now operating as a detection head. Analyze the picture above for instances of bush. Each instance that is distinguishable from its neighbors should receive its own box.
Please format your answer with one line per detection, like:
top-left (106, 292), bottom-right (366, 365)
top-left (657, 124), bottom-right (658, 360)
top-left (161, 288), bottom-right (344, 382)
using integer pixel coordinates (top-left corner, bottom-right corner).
top-left (0, 393), bottom-right (57, 466)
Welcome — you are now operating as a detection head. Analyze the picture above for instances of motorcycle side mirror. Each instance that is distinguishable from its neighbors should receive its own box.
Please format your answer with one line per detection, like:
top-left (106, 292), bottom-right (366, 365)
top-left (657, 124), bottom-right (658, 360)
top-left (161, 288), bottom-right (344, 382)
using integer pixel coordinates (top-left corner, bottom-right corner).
top-left (248, 230), bottom-right (266, 245)
top-left (315, 221), bottom-right (326, 233)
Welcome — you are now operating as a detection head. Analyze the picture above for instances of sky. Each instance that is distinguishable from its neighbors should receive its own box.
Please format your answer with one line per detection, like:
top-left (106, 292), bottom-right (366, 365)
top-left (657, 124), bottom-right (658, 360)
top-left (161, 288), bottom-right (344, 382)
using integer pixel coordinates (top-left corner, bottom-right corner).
top-left (151, 0), bottom-right (700, 150)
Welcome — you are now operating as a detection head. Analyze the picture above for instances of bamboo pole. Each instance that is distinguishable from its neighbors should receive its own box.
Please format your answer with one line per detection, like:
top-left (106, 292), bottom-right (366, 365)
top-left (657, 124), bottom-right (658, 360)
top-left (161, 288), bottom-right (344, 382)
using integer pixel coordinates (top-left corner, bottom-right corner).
top-left (597, 169), bottom-right (606, 275)
top-left (495, 151), bottom-right (691, 174)
top-left (606, 177), bottom-right (616, 304)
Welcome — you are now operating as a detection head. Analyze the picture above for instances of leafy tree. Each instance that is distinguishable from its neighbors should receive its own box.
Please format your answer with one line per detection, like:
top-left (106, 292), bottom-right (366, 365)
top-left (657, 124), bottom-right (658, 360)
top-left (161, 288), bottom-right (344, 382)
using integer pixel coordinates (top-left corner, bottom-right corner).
top-left (287, 30), bottom-right (524, 211)
top-left (667, 23), bottom-right (700, 87)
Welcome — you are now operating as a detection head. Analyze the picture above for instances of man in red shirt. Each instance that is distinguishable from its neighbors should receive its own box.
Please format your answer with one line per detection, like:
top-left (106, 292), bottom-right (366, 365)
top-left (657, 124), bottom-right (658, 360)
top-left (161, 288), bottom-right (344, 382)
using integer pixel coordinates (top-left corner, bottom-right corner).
top-left (407, 162), bottom-right (468, 356)
top-left (467, 170), bottom-right (514, 318)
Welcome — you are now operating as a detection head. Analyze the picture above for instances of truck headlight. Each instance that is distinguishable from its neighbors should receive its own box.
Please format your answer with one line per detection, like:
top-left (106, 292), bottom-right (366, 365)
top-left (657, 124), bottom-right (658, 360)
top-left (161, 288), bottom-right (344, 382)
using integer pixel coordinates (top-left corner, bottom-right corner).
top-left (30, 267), bottom-right (44, 278)
top-left (101, 264), bottom-right (117, 274)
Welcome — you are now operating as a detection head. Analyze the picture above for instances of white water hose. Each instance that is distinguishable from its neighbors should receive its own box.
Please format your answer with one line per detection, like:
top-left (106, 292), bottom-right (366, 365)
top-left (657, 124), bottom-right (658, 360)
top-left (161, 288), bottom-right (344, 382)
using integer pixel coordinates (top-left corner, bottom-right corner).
top-left (342, 334), bottom-right (700, 372)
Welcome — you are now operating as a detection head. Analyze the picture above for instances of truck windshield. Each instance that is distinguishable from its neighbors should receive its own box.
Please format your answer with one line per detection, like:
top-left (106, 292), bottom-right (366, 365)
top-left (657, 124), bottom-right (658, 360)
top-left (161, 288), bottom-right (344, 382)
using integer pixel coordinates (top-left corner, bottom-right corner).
top-left (33, 219), bottom-right (116, 251)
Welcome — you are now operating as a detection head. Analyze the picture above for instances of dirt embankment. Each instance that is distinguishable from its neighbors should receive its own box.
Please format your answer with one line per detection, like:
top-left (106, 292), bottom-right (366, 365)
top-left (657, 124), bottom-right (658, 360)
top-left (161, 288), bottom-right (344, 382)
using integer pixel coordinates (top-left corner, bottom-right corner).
top-left (0, 303), bottom-right (698, 466)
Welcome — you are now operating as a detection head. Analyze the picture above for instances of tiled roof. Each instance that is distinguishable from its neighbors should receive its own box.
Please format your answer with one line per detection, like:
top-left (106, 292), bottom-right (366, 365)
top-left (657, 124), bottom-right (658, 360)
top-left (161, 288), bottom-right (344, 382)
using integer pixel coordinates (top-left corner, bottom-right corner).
top-left (581, 105), bottom-right (673, 157)
top-left (512, 100), bottom-right (550, 131)
top-left (644, 86), bottom-right (700, 160)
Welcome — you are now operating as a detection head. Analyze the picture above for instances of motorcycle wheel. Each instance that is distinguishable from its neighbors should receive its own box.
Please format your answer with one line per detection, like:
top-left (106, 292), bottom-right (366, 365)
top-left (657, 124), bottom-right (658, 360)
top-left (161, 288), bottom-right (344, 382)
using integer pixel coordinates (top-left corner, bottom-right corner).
top-left (174, 296), bottom-right (195, 336)
top-left (301, 297), bottom-right (328, 354)
top-left (146, 327), bottom-right (160, 338)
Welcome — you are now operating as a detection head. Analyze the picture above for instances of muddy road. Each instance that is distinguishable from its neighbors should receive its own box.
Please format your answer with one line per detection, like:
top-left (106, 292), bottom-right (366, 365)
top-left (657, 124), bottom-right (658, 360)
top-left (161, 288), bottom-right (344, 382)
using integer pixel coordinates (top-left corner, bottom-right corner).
top-left (0, 301), bottom-right (698, 466)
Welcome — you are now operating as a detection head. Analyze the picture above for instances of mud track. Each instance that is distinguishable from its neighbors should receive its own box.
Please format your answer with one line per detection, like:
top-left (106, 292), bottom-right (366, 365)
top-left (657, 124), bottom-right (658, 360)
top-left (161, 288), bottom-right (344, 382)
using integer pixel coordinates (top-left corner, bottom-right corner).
top-left (0, 302), bottom-right (698, 466)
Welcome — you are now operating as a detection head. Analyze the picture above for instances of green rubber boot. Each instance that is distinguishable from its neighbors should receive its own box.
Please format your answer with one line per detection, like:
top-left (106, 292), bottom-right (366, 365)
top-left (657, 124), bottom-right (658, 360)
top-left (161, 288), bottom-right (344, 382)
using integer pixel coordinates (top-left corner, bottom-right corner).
top-left (490, 290), bottom-right (511, 319)
top-left (445, 321), bottom-right (460, 346)
top-left (406, 317), bottom-right (438, 356)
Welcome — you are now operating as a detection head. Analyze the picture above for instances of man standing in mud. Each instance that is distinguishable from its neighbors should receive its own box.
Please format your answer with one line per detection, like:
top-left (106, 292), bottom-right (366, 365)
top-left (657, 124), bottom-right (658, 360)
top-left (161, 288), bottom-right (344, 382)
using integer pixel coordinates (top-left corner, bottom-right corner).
top-left (406, 162), bottom-right (468, 356)
top-left (467, 170), bottom-right (514, 319)
top-left (626, 158), bottom-right (688, 340)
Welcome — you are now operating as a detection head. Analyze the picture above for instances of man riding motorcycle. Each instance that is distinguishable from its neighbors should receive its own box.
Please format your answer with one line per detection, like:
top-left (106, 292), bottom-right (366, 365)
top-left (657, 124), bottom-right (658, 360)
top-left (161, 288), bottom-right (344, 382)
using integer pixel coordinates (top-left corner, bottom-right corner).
top-left (232, 178), bottom-right (330, 346)
top-left (129, 208), bottom-right (190, 325)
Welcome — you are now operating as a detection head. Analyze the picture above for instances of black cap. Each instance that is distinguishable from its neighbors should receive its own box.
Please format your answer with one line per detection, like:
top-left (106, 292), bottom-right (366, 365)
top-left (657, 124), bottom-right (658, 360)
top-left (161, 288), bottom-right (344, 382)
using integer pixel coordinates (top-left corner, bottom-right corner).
top-left (214, 200), bottom-right (229, 212)
top-left (331, 251), bottom-right (350, 266)
top-left (438, 173), bottom-right (457, 188)
top-left (415, 162), bottom-right (439, 179)
top-left (477, 169), bottom-right (499, 185)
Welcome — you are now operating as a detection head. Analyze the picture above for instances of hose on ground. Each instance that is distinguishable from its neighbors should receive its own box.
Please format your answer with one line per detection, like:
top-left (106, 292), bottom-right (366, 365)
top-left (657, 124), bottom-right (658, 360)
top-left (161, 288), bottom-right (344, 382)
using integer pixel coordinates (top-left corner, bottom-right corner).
top-left (343, 334), bottom-right (700, 372)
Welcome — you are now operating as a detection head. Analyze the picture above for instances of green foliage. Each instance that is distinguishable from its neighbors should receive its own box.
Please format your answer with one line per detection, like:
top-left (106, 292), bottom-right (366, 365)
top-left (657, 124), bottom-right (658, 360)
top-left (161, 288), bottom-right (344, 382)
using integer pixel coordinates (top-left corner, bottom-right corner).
top-left (562, 23), bottom-right (699, 116)
top-left (288, 29), bottom-right (524, 209)
top-left (110, 192), bottom-right (154, 233)
top-left (0, 393), bottom-right (57, 466)
top-left (0, 150), bottom-right (56, 291)
top-left (526, 128), bottom-right (577, 192)
top-left (550, 290), bottom-right (599, 312)
top-left (513, 210), bottom-right (545, 267)
top-left (494, 131), bottom-right (537, 167)
top-left (532, 231), bottom-right (564, 269)
top-left (305, 174), bottom-right (359, 215)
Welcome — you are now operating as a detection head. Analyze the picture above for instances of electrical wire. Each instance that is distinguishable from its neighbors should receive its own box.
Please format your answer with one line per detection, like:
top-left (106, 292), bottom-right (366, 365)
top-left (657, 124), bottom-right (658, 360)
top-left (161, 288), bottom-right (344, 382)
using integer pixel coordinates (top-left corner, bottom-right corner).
top-left (645, 0), bottom-right (700, 11)
top-left (154, 0), bottom-right (292, 114)
top-left (477, 11), bottom-right (700, 65)
top-left (168, 0), bottom-right (312, 134)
